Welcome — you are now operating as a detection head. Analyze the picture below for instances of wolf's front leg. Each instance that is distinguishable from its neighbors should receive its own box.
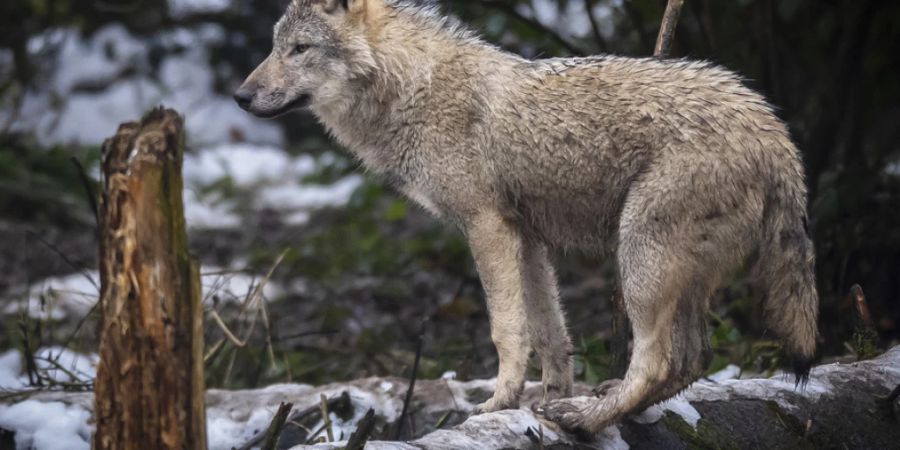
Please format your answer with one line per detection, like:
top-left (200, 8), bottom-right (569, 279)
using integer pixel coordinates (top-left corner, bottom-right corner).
top-left (467, 211), bottom-right (530, 414)
top-left (521, 242), bottom-right (573, 404)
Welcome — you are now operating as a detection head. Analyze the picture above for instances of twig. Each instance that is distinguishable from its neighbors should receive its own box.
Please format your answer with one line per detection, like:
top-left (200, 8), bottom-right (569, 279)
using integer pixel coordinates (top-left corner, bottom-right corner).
top-left (206, 250), bottom-right (288, 376)
top-left (25, 230), bottom-right (98, 291)
top-left (877, 383), bottom-right (900, 418)
top-left (849, 284), bottom-right (874, 330)
top-left (36, 355), bottom-right (89, 386)
top-left (273, 329), bottom-right (339, 342)
top-left (304, 423), bottom-right (329, 444)
top-left (204, 338), bottom-right (226, 362)
top-left (18, 319), bottom-right (41, 387)
top-left (236, 392), bottom-right (351, 450)
top-left (57, 301), bottom-right (100, 352)
top-left (260, 402), bottom-right (293, 450)
top-left (395, 318), bottom-right (427, 440)
top-left (434, 410), bottom-right (453, 430)
top-left (209, 309), bottom-right (249, 348)
top-left (259, 298), bottom-right (278, 373)
top-left (654, 0), bottom-right (686, 58)
top-left (319, 394), bottom-right (334, 442)
top-left (345, 408), bottom-right (377, 450)
top-left (70, 156), bottom-right (99, 228)
top-left (847, 284), bottom-right (879, 361)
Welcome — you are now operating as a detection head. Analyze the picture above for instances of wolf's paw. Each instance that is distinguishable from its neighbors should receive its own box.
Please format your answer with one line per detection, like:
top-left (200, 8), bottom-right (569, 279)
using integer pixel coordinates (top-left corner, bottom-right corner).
top-left (591, 378), bottom-right (622, 398)
top-left (471, 396), bottom-right (519, 415)
top-left (533, 397), bottom-right (596, 439)
top-left (539, 381), bottom-right (574, 404)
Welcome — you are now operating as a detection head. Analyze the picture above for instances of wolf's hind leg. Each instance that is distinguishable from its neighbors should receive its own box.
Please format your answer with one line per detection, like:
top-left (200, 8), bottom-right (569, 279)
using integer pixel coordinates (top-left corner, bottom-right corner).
top-left (522, 242), bottom-right (574, 404)
top-left (637, 277), bottom-right (714, 409)
top-left (539, 233), bottom-right (686, 433)
top-left (467, 212), bottom-right (530, 414)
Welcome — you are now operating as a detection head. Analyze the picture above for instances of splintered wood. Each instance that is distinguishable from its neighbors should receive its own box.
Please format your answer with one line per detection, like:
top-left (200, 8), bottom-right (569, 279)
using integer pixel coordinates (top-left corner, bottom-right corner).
top-left (93, 108), bottom-right (206, 450)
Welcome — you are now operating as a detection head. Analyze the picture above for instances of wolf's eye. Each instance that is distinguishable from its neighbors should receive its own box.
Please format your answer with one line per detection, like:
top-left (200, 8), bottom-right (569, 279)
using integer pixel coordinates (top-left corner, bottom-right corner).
top-left (292, 44), bottom-right (311, 55)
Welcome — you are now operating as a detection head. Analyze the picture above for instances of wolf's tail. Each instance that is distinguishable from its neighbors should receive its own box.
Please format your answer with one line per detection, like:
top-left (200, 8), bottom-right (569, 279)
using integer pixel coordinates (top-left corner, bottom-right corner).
top-left (756, 160), bottom-right (819, 383)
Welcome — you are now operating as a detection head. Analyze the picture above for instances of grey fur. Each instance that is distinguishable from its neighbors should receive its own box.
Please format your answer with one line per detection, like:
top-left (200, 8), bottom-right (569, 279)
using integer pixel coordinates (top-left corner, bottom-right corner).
top-left (235, 0), bottom-right (819, 434)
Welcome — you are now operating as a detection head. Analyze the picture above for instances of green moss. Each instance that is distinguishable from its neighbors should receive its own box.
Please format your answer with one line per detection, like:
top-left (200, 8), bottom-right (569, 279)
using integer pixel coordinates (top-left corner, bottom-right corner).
top-left (661, 412), bottom-right (739, 450)
top-left (850, 326), bottom-right (880, 361)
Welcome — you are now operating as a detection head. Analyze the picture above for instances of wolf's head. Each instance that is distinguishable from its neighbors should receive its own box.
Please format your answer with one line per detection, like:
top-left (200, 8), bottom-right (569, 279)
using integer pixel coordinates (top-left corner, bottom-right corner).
top-left (234, 0), bottom-right (380, 118)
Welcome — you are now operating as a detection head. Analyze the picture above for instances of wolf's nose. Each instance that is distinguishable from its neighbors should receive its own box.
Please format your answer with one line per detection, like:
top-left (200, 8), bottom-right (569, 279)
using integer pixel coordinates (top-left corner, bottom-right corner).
top-left (233, 87), bottom-right (255, 110)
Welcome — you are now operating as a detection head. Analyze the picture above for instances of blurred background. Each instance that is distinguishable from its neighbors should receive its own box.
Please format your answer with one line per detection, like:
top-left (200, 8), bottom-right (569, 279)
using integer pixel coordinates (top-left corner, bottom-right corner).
top-left (0, 0), bottom-right (898, 397)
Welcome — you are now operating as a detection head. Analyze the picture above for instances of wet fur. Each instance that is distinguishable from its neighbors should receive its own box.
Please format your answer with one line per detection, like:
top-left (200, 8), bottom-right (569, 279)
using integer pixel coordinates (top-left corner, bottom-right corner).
top-left (237, 0), bottom-right (819, 434)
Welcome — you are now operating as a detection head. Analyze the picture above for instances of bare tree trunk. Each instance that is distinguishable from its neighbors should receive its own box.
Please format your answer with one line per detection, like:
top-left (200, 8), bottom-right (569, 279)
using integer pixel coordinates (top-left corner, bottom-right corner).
top-left (93, 108), bottom-right (206, 450)
top-left (654, 0), bottom-right (686, 57)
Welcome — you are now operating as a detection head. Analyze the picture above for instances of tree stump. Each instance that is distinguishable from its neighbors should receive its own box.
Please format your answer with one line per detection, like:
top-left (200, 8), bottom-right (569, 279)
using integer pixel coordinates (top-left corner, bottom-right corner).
top-left (93, 108), bottom-right (206, 450)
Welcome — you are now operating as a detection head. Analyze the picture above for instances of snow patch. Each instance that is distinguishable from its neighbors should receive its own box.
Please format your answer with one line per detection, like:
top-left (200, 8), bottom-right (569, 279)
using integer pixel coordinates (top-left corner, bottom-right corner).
top-left (708, 364), bottom-right (742, 382)
top-left (661, 395), bottom-right (701, 428)
top-left (207, 407), bottom-right (274, 450)
top-left (169, 0), bottom-right (232, 18)
top-left (205, 384), bottom-right (401, 450)
top-left (309, 386), bottom-right (402, 441)
top-left (258, 175), bottom-right (364, 212)
top-left (0, 351), bottom-right (23, 390)
top-left (200, 267), bottom-right (282, 305)
top-left (2, 268), bottom-right (284, 320)
top-left (0, 348), bottom-right (97, 391)
top-left (33, 347), bottom-right (98, 384)
top-left (181, 145), bottom-right (361, 229)
top-left (684, 373), bottom-right (831, 413)
top-left (183, 190), bottom-right (241, 229)
top-left (183, 144), bottom-right (317, 187)
top-left (2, 24), bottom-right (282, 148)
top-left (0, 401), bottom-right (92, 450)
top-left (2, 272), bottom-right (99, 321)
top-left (887, 161), bottom-right (900, 176)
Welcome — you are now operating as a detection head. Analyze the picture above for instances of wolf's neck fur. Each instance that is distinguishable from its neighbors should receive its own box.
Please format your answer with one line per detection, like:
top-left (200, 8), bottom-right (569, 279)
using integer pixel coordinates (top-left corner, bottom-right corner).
top-left (310, 2), bottom-right (510, 180)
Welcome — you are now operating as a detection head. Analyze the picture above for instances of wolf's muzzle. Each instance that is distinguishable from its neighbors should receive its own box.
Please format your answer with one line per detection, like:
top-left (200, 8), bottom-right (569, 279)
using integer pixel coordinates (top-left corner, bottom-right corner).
top-left (233, 86), bottom-right (255, 111)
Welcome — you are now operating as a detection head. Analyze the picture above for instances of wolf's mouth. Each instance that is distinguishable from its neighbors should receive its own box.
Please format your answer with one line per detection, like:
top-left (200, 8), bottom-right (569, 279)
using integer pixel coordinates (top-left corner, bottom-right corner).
top-left (254, 94), bottom-right (312, 118)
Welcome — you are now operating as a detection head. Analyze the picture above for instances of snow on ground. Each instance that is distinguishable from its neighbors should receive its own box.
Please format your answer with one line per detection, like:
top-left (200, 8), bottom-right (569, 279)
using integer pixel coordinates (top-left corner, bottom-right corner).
top-left (4, 349), bottom-right (899, 450)
top-left (0, 401), bottom-right (92, 450)
top-left (0, 350), bottom-right (22, 390)
top-left (1, 267), bottom-right (283, 321)
top-left (707, 364), bottom-right (742, 382)
top-left (1, 24), bottom-right (282, 148)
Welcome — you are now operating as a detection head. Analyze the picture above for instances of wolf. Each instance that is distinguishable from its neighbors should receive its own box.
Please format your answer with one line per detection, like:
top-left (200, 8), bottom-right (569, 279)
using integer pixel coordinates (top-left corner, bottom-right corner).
top-left (234, 0), bottom-right (819, 434)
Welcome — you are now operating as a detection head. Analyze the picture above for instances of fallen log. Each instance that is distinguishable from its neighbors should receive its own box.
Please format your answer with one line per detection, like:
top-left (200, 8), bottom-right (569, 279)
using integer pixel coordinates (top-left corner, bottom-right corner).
top-left (4, 346), bottom-right (899, 449)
